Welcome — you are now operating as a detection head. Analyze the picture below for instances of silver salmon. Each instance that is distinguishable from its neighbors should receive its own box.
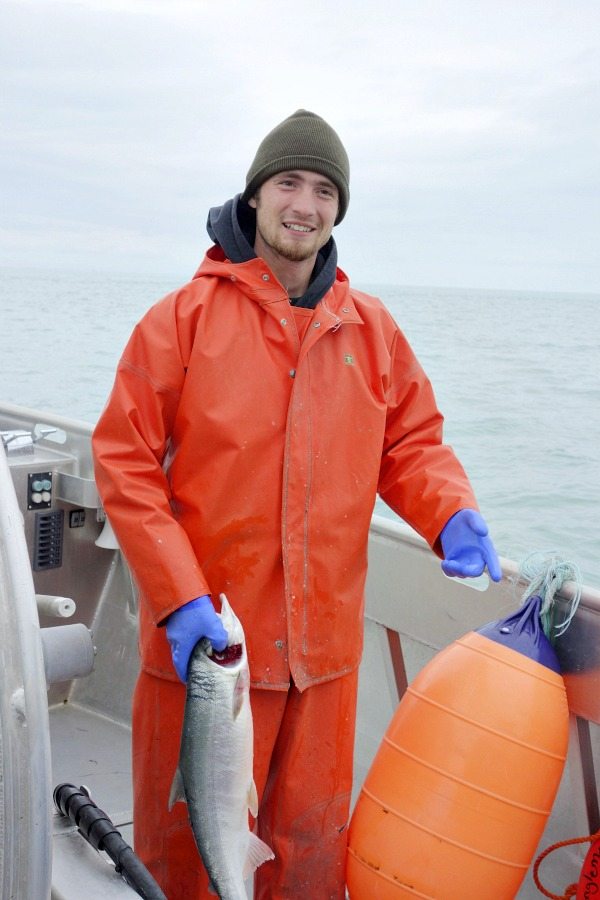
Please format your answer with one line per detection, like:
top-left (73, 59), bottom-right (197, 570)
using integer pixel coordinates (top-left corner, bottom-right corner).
top-left (169, 593), bottom-right (274, 899)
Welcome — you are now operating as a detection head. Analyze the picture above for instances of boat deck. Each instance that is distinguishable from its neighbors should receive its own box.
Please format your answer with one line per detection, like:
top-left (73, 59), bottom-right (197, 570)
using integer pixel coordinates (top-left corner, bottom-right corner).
top-left (1, 402), bottom-right (599, 899)
top-left (50, 705), bottom-right (133, 899)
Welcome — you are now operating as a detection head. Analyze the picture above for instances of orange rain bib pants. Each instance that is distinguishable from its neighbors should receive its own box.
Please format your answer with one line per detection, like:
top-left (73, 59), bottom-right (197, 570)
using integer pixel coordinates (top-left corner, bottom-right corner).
top-left (132, 668), bottom-right (358, 899)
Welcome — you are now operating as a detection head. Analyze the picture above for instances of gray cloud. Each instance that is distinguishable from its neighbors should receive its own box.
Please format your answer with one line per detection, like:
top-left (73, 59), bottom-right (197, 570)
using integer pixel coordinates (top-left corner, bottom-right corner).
top-left (1, 0), bottom-right (599, 291)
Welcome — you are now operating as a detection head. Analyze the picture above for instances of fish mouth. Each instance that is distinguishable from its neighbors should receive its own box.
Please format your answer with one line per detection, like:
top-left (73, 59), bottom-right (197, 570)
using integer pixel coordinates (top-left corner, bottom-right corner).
top-left (209, 643), bottom-right (243, 666)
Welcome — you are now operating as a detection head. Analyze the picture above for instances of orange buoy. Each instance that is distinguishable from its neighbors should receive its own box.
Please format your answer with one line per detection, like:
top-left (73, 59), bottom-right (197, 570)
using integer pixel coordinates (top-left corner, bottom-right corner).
top-left (347, 594), bottom-right (570, 899)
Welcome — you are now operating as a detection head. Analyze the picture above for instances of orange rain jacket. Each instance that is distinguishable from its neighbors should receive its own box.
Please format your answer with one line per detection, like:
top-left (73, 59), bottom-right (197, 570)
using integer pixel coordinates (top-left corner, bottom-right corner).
top-left (92, 248), bottom-right (477, 691)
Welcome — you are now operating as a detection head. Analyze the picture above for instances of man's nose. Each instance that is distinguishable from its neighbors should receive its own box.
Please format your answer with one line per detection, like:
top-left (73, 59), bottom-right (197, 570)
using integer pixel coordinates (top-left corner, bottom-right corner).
top-left (290, 185), bottom-right (317, 218)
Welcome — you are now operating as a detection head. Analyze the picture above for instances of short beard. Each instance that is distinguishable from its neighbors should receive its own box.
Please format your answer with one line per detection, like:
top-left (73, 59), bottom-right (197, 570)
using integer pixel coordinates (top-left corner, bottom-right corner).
top-left (256, 226), bottom-right (317, 262)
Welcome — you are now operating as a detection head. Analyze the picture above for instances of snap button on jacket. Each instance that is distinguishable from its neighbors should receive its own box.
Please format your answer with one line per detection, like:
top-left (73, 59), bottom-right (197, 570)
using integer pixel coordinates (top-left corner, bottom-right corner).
top-left (92, 248), bottom-right (477, 691)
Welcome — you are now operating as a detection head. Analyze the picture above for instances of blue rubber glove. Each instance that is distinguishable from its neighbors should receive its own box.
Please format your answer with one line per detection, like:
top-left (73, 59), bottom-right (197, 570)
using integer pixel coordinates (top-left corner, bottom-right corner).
top-left (440, 509), bottom-right (502, 582)
top-left (166, 594), bottom-right (229, 682)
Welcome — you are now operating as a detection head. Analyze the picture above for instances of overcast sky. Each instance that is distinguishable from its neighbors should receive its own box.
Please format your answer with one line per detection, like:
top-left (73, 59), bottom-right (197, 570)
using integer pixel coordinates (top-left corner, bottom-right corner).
top-left (1, 0), bottom-right (599, 292)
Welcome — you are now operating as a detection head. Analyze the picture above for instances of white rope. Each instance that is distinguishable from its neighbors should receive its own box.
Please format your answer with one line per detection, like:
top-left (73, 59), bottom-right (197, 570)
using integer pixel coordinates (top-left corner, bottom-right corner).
top-left (519, 551), bottom-right (582, 640)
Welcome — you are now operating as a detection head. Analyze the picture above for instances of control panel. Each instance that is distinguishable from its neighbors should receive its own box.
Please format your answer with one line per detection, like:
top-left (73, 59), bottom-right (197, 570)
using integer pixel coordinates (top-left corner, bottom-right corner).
top-left (33, 509), bottom-right (64, 571)
top-left (28, 471), bottom-right (53, 510)
top-left (3, 426), bottom-right (101, 580)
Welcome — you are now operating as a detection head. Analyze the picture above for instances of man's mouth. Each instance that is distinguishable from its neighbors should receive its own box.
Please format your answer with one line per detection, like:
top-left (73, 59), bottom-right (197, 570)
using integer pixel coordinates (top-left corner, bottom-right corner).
top-left (284, 223), bottom-right (315, 233)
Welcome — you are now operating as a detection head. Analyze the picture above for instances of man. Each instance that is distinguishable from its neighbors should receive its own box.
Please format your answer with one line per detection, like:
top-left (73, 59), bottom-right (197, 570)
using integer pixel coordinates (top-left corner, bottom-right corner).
top-left (93, 109), bottom-right (501, 899)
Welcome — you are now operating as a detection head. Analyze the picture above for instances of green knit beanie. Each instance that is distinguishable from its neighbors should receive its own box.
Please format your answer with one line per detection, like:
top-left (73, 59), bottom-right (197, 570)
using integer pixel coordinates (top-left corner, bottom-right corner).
top-left (242, 109), bottom-right (350, 225)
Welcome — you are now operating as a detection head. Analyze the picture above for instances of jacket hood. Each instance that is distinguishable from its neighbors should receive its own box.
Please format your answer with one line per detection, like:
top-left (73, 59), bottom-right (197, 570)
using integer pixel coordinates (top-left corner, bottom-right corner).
top-left (205, 194), bottom-right (338, 309)
top-left (207, 195), bottom-right (257, 265)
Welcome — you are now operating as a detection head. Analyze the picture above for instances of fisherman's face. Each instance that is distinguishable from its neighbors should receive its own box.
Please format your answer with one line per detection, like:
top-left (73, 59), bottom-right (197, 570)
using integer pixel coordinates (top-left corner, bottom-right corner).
top-left (249, 170), bottom-right (339, 265)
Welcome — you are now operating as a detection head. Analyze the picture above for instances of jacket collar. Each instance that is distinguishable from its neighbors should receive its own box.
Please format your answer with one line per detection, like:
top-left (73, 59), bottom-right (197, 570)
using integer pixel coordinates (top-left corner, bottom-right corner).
top-left (205, 194), bottom-right (339, 310)
top-left (192, 248), bottom-right (363, 326)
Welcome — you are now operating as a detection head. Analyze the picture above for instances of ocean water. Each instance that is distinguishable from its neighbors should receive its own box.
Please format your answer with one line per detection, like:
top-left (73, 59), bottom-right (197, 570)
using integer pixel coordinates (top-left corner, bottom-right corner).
top-left (1, 266), bottom-right (598, 587)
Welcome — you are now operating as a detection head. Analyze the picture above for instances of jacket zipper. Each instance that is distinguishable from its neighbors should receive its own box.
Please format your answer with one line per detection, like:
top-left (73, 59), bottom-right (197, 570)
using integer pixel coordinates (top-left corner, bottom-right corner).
top-left (282, 305), bottom-right (342, 662)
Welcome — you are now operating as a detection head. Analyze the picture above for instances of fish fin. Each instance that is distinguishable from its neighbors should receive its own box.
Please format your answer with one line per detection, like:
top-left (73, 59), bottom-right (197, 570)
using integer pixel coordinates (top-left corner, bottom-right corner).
top-left (242, 832), bottom-right (275, 879)
top-left (218, 592), bottom-right (245, 645)
top-left (247, 779), bottom-right (259, 818)
top-left (167, 767), bottom-right (186, 811)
